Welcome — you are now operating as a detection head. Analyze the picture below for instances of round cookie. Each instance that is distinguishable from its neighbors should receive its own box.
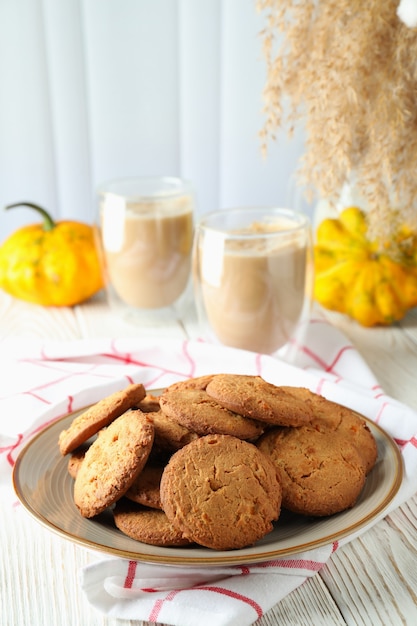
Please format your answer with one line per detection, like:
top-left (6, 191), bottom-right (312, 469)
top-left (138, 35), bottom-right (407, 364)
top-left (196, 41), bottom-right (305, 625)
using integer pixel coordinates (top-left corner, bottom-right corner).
top-left (159, 389), bottom-right (264, 440)
top-left (160, 434), bottom-right (282, 550)
top-left (257, 426), bottom-right (366, 517)
top-left (304, 396), bottom-right (378, 475)
top-left (58, 383), bottom-right (146, 456)
top-left (113, 500), bottom-right (192, 547)
top-left (165, 374), bottom-right (216, 393)
top-left (125, 463), bottom-right (164, 509)
top-left (205, 375), bottom-right (315, 427)
top-left (144, 410), bottom-right (199, 451)
top-left (74, 411), bottom-right (154, 518)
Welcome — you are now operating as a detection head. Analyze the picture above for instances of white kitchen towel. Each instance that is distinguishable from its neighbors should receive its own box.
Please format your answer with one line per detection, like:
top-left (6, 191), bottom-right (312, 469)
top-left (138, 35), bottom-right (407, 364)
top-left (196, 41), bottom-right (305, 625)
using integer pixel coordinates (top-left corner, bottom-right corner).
top-left (1, 312), bottom-right (417, 625)
top-left (79, 547), bottom-right (336, 626)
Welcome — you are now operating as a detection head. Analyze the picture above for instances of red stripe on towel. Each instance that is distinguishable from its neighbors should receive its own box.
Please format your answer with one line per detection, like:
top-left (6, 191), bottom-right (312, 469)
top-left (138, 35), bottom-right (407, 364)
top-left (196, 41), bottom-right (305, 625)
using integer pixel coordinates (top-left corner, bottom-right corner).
top-left (148, 586), bottom-right (263, 622)
top-left (124, 561), bottom-right (137, 589)
top-left (148, 590), bottom-right (181, 621)
top-left (197, 586), bottom-right (263, 618)
top-left (252, 558), bottom-right (324, 572)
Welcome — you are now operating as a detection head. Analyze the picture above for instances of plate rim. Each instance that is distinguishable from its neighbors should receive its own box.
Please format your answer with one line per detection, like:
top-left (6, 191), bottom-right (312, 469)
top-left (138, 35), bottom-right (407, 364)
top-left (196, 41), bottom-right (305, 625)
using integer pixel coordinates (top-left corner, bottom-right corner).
top-left (12, 402), bottom-right (404, 567)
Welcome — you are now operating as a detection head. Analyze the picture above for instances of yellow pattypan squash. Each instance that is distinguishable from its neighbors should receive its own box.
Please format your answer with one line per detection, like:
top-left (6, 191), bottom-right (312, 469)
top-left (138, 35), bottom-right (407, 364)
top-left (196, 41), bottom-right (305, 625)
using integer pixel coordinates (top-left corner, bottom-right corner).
top-left (0, 202), bottom-right (104, 307)
top-left (314, 206), bottom-right (417, 326)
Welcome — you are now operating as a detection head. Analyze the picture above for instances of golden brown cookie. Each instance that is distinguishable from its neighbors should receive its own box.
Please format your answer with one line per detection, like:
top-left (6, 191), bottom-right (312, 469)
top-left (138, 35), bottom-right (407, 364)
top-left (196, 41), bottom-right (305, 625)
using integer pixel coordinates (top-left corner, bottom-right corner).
top-left (135, 394), bottom-right (161, 413)
top-left (304, 396), bottom-right (378, 475)
top-left (58, 383), bottom-right (146, 456)
top-left (205, 375), bottom-right (315, 427)
top-left (257, 426), bottom-right (366, 517)
top-left (67, 426), bottom-right (113, 479)
top-left (113, 500), bottom-right (192, 546)
top-left (160, 434), bottom-right (282, 550)
top-left (125, 463), bottom-right (164, 509)
top-left (144, 410), bottom-right (199, 451)
top-left (165, 374), bottom-right (216, 393)
top-left (159, 389), bottom-right (264, 440)
top-left (73, 411), bottom-right (154, 518)
top-left (67, 447), bottom-right (87, 479)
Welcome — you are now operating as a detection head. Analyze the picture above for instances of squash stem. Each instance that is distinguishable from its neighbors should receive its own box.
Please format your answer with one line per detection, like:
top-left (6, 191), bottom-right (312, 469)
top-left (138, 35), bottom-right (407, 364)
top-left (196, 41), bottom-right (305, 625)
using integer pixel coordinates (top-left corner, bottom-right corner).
top-left (4, 202), bottom-right (56, 231)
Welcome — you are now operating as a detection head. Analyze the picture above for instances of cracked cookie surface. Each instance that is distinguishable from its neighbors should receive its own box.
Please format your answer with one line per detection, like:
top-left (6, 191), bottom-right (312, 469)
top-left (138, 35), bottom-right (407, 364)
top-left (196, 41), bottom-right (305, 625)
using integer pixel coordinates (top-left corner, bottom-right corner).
top-left (205, 374), bottom-right (315, 427)
top-left (257, 427), bottom-right (366, 517)
top-left (74, 411), bottom-right (154, 518)
top-left (160, 434), bottom-right (282, 550)
top-left (159, 388), bottom-right (264, 439)
top-left (305, 397), bottom-right (378, 475)
top-left (144, 409), bottom-right (199, 451)
top-left (58, 383), bottom-right (146, 455)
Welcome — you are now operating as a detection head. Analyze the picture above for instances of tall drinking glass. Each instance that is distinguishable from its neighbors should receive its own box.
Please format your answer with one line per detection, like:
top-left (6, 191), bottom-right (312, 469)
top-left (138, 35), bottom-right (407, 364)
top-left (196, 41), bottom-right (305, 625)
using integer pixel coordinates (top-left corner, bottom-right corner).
top-left (192, 207), bottom-right (313, 359)
top-left (96, 176), bottom-right (195, 321)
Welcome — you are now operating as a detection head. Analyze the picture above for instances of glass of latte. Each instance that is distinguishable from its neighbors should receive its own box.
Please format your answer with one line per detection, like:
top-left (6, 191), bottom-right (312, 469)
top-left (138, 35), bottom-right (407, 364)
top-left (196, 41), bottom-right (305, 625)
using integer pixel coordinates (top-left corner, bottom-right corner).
top-left (192, 207), bottom-right (313, 359)
top-left (96, 176), bottom-right (195, 321)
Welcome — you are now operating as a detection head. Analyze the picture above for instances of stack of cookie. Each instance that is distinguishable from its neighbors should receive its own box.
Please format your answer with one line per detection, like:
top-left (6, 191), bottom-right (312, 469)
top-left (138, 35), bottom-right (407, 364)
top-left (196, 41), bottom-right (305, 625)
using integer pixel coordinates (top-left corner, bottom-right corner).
top-left (58, 374), bottom-right (377, 551)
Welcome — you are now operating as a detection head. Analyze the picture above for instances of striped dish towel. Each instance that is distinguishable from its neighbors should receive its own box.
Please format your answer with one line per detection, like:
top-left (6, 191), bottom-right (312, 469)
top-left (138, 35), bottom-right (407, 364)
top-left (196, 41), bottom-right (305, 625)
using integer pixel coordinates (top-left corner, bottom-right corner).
top-left (1, 313), bottom-right (416, 625)
top-left (80, 549), bottom-right (336, 625)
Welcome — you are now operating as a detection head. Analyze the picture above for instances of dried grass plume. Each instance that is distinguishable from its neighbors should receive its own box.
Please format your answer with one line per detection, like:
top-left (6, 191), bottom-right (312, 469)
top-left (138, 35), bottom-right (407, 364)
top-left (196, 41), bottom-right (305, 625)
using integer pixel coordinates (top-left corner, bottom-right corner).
top-left (257, 0), bottom-right (417, 243)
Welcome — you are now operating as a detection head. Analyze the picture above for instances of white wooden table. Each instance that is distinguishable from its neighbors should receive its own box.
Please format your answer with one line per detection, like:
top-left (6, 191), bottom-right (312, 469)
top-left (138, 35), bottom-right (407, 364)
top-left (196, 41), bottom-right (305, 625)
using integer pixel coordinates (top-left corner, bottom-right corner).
top-left (1, 289), bottom-right (417, 626)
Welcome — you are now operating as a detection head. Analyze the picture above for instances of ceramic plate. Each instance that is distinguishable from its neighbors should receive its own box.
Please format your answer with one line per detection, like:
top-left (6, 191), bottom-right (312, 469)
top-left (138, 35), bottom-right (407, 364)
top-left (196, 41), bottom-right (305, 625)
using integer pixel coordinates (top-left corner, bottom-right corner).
top-left (13, 403), bottom-right (403, 567)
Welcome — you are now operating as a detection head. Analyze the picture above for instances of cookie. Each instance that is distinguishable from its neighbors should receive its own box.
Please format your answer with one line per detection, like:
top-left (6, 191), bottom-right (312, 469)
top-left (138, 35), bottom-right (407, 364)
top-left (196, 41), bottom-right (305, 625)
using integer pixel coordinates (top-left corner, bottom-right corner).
top-left (144, 410), bottom-right (199, 451)
top-left (67, 447), bottom-right (87, 479)
top-left (205, 375), bottom-right (315, 427)
top-left (165, 374), bottom-right (216, 393)
top-left (58, 383), bottom-right (146, 456)
top-left (73, 411), bottom-right (154, 518)
top-left (125, 463), bottom-right (164, 509)
top-left (159, 389), bottom-right (264, 440)
top-left (305, 396), bottom-right (378, 474)
top-left (160, 434), bottom-right (282, 550)
top-left (135, 394), bottom-right (161, 413)
top-left (67, 429), bottom-right (110, 479)
top-left (113, 500), bottom-right (192, 546)
top-left (257, 426), bottom-right (366, 517)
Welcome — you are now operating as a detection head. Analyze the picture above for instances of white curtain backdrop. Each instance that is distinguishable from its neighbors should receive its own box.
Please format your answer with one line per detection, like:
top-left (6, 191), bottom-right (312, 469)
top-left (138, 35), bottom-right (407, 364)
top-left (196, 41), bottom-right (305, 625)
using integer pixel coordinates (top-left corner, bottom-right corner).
top-left (0, 0), bottom-right (309, 242)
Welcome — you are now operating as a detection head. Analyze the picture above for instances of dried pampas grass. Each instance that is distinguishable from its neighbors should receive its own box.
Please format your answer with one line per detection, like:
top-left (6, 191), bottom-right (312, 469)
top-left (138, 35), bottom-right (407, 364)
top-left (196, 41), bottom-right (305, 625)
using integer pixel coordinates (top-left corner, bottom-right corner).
top-left (258, 0), bottom-right (417, 244)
